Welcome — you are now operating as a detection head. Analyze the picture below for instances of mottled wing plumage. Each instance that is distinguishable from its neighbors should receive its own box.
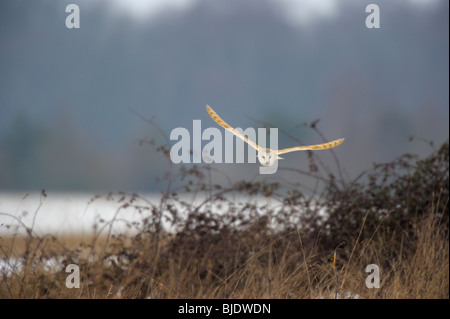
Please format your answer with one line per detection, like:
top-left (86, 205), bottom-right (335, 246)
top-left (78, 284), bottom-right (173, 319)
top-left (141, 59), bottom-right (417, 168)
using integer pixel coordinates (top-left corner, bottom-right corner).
top-left (206, 104), bottom-right (344, 162)
top-left (278, 138), bottom-right (344, 155)
top-left (206, 105), bottom-right (260, 151)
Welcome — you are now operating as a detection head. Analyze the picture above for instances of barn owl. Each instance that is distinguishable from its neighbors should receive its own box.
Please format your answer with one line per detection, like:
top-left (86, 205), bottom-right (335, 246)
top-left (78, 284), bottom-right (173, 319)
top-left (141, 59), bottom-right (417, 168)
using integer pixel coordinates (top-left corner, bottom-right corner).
top-left (206, 105), bottom-right (344, 167)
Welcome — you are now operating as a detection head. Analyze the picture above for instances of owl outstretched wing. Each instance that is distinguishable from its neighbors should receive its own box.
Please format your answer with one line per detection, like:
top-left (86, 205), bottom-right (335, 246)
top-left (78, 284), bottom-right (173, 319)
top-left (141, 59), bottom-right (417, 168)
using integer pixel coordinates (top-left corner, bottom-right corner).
top-left (206, 105), bottom-right (260, 151)
top-left (277, 138), bottom-right (344, 155)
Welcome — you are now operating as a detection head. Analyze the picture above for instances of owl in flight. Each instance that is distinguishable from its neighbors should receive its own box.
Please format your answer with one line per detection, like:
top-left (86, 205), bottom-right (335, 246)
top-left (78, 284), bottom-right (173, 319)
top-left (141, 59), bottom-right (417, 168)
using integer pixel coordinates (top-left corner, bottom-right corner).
top-left (206, 105), bottom-right (344, 167)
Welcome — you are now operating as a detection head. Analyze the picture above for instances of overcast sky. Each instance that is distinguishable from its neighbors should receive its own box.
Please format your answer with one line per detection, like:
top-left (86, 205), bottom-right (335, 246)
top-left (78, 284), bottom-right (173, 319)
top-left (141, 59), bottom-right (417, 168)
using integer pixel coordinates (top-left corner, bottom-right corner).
top-left (108, 0), bottom-right (441, 24)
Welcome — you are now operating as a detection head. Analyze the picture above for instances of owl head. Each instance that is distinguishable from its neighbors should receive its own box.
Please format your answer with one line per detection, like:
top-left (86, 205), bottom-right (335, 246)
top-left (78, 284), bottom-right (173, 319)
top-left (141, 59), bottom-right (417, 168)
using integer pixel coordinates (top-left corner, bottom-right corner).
top-left (257, 149), bottom-right (282, 167)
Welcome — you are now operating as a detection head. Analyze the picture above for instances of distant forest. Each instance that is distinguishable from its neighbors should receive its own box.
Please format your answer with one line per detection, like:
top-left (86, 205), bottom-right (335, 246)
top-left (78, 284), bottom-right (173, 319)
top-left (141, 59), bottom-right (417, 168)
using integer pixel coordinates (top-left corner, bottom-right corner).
top-left (0, 0), bottom-right (448, 191)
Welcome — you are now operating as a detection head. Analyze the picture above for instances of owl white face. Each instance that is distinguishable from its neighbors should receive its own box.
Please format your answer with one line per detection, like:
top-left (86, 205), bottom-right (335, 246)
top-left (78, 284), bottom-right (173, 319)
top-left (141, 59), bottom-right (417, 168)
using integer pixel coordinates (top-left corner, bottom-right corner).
top-left (258, 149), bottom-right (279, 167)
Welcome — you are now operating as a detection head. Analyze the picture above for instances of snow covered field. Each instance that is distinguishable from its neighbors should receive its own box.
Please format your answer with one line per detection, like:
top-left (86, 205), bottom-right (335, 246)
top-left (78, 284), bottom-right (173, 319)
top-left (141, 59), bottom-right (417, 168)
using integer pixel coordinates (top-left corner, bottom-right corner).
top-left (0, 192), bottom-right (162, 236)
top-left (0, 191), bottom-right (285, 236)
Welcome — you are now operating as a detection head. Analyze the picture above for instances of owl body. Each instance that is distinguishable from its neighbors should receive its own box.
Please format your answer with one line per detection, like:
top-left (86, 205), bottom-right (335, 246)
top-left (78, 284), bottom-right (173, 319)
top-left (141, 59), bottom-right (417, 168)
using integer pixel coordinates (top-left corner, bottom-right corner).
top-left (258, 149), bottom-right (279, 167)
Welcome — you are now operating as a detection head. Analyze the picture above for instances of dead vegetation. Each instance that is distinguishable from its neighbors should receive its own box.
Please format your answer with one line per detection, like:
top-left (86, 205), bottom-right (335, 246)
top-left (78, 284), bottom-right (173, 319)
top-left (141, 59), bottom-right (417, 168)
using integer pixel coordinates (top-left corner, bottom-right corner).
top-left (0, 130), bottom-right (448, 299)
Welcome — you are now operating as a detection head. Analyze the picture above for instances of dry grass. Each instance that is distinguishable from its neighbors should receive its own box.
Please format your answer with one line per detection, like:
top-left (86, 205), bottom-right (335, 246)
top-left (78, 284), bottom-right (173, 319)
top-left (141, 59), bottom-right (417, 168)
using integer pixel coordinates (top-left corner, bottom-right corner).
top-left (0, 203), bottom-right (447, 299)
top-left (1, 135), bottom-right (447, 299)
